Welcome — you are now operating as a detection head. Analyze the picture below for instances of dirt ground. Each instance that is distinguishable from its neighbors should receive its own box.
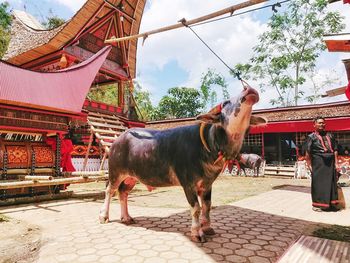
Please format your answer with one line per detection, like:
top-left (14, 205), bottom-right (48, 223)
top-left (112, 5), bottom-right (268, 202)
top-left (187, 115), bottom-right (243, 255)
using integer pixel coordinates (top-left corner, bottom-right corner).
top-left (0, 215), bottom-right (41, 263)
top-left (69, 175), bottom-right (312, 208)
top-left (1, 175), bottom-right (347, 263)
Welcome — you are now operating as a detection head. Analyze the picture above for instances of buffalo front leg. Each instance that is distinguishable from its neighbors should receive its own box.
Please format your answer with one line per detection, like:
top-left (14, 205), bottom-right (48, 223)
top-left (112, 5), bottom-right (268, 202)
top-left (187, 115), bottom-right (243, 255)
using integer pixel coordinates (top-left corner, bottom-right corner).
top-left (99, 182), bottom-right (117, 223)
top-left (200, 189), bottom-right (215, 236)
top-left (184, 188), bottom-right (206, 243)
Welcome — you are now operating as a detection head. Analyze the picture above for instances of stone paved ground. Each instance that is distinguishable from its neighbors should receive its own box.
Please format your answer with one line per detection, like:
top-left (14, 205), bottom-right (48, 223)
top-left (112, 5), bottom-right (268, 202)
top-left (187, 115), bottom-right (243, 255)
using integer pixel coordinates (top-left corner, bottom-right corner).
top-left (1, 184), bottom-right (349, 263)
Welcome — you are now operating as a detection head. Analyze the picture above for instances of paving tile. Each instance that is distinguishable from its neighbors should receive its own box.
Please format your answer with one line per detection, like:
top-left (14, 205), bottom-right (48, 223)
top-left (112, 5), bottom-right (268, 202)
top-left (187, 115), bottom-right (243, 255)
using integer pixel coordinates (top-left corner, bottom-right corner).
top-left (225, 254), bottom-right (248, 262)
top-left (99, 255), bottom-right (121, 263)
top-left (77, 254), bottom-right (99, 263)
top-left (76, 248), bottom-right (97, 256)
top-left (248, 256), bottom-right (271, 263)
top-left (235, 248), bottom-right (255, 257)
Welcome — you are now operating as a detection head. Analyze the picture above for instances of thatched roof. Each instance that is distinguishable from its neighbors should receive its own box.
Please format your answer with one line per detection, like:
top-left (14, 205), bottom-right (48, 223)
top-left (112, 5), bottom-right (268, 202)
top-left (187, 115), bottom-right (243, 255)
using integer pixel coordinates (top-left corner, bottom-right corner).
top-left (3, 11), bottom-right (65, 61)
top-left (147, 101), bottom-right (350, 130)
top-left (4, 0), bottom-right (146, 79)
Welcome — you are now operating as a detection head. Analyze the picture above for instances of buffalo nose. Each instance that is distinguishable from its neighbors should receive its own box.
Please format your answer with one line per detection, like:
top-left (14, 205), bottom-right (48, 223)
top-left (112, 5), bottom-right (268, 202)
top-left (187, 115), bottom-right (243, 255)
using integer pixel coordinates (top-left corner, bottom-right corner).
top-left (241, 85), bottom-right (259, 104)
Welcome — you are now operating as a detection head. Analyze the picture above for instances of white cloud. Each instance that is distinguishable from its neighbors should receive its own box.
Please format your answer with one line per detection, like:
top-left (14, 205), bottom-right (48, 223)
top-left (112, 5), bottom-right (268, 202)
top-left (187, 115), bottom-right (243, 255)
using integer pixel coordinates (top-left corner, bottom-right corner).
top-left (136, 0), bottom-right (267, 104)
top-left (136, 0), bottom-right (350, 108)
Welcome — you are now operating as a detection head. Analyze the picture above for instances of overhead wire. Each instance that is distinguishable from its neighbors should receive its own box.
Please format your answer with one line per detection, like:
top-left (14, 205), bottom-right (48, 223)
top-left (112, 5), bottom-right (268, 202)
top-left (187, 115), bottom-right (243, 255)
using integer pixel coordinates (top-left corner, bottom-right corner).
top-left (182, 0), bottom-right (290, 80)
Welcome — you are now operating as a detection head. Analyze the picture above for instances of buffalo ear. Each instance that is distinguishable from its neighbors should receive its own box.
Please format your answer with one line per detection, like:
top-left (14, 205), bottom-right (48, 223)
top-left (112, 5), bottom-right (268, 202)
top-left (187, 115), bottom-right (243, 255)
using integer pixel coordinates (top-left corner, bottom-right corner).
top-left (196, 104), bottom-right (222, 124)
top-left (196, 112), bottom-right (221, 124)
top-left (250, 116), bottom-right (268, 126)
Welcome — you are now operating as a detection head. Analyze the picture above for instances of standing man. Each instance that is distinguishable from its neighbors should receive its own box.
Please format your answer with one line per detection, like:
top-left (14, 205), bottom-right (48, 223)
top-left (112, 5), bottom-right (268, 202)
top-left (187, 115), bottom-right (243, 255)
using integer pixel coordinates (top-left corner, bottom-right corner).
top-left (305, 116), bottom-right (340, 212)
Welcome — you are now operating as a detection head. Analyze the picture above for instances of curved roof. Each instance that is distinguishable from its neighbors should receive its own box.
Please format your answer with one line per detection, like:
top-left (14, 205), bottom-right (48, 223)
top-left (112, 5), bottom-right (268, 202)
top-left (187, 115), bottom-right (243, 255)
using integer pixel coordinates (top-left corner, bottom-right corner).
top-left (4, 0), bottom-right (146, 79)
top-left (0, 46), bottom-right (112, 114)
top-left (12, 10), bottom-right (46, 30)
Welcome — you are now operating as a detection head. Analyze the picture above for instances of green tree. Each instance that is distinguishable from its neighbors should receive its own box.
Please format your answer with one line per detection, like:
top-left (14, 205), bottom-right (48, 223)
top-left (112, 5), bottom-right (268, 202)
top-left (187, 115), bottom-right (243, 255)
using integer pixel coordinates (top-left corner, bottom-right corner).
top-left (153, 87), bottom-right (202, 119)
top-left (0, 2), bottom-right (12, 58)
top-left (42, 9), bottom-right (65, 29)
top-left (132, 81), bottom-right (155, 121)
top-left (234, 0), bottom-right (345, 106)
top-left (200, 69), bottom-right (229, 109)
top-left (44, 16), bottom-right (65, 29)
top-left (87, 84), bottom-right (119, 105)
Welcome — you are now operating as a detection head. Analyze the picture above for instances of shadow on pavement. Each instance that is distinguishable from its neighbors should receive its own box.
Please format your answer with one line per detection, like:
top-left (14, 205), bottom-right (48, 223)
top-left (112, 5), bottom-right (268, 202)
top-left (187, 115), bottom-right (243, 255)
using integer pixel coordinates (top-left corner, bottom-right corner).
top-left (272, 184), bottom-right (311, 194)
top-left (121, 205), bottom-right (311, 262)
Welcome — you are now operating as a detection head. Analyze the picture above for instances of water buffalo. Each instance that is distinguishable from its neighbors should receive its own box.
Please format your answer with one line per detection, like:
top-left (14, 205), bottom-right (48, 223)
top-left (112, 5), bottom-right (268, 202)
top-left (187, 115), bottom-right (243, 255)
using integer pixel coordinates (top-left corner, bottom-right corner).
top-left (99, 86), bottom-right (267, 242)
top-left (237, 153), bottom-right (263, 177)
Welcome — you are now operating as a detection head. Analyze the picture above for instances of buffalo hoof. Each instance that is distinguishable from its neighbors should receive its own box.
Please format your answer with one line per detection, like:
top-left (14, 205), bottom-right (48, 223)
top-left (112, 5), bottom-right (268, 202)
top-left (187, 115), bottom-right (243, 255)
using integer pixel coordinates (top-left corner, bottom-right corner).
top-left (121, 217), bottom-right (136, 225)
top-left (99, 216), bottom-right (109, 224)
top-left (203, 227), bottom-right (215, 235)
top-left (191, 234), bottom-right (207, 243)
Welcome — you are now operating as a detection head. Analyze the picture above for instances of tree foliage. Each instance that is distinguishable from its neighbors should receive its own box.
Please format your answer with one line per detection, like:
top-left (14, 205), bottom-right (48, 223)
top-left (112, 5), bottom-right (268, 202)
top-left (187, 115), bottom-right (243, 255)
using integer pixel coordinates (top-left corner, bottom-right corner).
top-left (234, 0), bottom-right (345, 106)
top-left (200, 69), bottom-right (229, 109)
top-left (0, 2), bottom-right (12, 58)
top-left (42, 8), bottom-right (65, 29)
top-left (87, 84), bottom-right (119, 106)
top-left (152, 87), bottom-right (202, 119)
top-left (132, 81), bottom-right (154, 121)
top-left (88, 69), bottom-right (229, 121)
top-left (43, 16), bottom-right (65, 29)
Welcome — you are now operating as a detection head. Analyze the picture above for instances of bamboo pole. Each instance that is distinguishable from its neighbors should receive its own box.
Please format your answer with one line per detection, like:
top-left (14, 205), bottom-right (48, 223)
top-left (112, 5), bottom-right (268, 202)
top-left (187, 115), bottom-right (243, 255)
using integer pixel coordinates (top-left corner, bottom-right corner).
top-left (67, 170), bottom-right (108, 177)
top-left (0, 175), bottom-right (109, 190)
top-left (24, 175), bottom-right (53, 181)
top-left (99, 152), bottom-right (107, 171)
top-left (105, 0), bottom-right (268, 44)
top-left (83, 132), bottom-right (94, 171)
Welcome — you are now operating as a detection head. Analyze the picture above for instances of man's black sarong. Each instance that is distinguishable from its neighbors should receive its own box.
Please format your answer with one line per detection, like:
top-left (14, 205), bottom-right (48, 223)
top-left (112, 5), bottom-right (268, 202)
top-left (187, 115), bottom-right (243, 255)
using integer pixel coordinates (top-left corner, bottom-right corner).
top-left (306, 132), bottom-right (339, 209)
top-left (311, 153), bottom-right (338, 208)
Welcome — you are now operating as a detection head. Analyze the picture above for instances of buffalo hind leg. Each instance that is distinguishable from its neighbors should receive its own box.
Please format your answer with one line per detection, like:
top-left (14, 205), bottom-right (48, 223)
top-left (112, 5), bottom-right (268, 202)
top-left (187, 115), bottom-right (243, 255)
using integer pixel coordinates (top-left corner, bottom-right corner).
top-left (99, 181), bottom-right (118, 224)
top-left (200, 189), bottom-right (215, 236)
top-left (119, 177), bottom-right (137, 224)
top-left (184, 188), bottom-right (206, 243)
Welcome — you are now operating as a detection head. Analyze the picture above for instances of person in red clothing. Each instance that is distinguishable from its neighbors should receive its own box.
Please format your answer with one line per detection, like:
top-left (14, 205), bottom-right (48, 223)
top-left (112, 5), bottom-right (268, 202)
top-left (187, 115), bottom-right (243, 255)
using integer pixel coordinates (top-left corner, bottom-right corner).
top-left (61, 137), bottom-right (75, 172)
top-left (45, 134), bottom-right (75, 172)
top-left (305, 116), bottom-right (340, 212)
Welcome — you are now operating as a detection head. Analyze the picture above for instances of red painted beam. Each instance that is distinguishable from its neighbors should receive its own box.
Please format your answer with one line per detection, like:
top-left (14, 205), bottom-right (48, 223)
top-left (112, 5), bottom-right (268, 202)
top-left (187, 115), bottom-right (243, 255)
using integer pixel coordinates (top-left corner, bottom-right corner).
top-left (250, 117), bottom-right (350, 134)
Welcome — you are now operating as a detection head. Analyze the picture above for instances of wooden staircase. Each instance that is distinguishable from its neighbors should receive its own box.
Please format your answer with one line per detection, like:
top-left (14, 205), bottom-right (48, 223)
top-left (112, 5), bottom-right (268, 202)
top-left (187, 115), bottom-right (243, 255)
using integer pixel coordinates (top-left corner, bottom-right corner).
top-left (83, 112), bottom-right (128, 170)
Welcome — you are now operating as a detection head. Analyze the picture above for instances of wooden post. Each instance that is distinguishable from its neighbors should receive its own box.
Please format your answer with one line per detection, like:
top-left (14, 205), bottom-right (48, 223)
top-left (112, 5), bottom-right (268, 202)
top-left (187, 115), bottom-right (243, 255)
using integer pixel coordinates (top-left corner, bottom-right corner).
top-left (55, 135), bottom-right (61, 176)
top-left (99, 152), bottom-right (107, 171)
top-left (118, 81), bottom-right (124, 108)
top-left (83, 132), bottom-right (94, 171)
top-left (261, 133), bottom-right (265, 159)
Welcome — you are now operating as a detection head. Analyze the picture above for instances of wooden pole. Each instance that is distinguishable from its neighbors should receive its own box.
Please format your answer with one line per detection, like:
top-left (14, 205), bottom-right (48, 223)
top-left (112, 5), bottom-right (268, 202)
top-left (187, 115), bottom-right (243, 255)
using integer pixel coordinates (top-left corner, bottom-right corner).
top-left (99, 152), bottom-right (107, 171)
top-left (24, 175), bottom-right (53, 181)
top-left (105, 0), bottom-right (268, 44)
top-left (0, 175), bottom-right (108, 190)
top-left (63, 170), bottom-right (108, 177)
top-left (83, 132), bottom-right (94, 171)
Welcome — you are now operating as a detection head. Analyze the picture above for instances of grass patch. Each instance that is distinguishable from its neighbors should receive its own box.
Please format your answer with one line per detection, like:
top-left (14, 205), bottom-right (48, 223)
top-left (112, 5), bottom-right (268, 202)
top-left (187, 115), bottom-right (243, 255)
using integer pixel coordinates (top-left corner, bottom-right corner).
top-left (312, 225), bottom-right (350, 242)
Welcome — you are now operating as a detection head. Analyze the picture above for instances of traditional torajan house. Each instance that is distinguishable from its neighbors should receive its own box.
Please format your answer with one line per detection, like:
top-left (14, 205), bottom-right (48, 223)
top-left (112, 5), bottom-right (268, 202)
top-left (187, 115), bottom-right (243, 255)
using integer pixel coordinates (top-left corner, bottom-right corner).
top-left (0, 0), bottom-right (147, 197)
top-left (0, 46), bottom-right (112, 197)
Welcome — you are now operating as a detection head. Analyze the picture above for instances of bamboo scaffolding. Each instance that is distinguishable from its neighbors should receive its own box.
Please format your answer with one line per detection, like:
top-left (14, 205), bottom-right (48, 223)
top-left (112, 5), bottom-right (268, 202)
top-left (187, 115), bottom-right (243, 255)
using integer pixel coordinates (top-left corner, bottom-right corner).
top-left (0, 175), bottom-right (108, 190)
top-left (63, 170), bottom-right (108, 177)
top-left (24, 175), bottom-right (53, 181)
top-left (105, 0), bottom-right (268, 44)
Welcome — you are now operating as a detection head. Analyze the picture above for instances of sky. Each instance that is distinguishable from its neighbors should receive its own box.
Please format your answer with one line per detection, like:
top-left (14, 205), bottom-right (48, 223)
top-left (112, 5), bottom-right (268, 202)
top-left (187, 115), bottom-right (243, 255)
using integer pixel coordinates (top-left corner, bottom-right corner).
top-left (2, 0), bottom-right (350, 109)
